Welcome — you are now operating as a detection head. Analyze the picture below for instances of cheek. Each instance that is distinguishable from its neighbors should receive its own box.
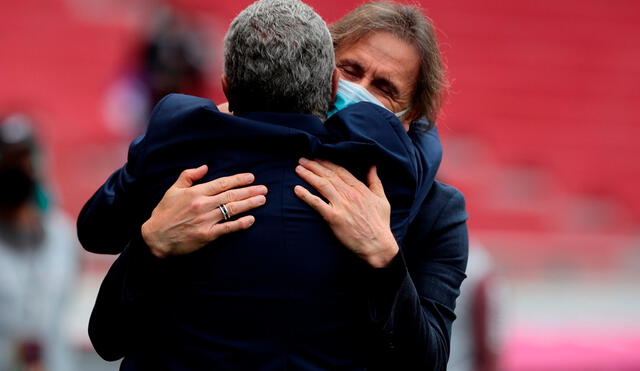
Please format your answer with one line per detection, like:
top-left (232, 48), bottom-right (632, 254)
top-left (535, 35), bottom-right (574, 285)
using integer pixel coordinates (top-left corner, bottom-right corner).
top-left (374, 94), bottom-right (397, 112)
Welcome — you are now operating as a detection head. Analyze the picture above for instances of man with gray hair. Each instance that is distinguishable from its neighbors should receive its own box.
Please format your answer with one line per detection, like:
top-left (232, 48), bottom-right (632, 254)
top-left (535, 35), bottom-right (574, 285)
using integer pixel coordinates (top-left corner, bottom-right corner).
top-left (79, 0), bottom-right (443, 369)
top-left (223, 0), bottom-right (335, 119)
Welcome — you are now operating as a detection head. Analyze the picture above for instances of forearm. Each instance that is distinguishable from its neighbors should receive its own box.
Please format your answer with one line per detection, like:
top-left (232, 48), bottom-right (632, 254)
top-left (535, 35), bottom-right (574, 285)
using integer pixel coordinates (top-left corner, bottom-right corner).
top-left (293, 157), bottom-right (468, 368)
top-left (367, 253), bottom-right (455, 370)
top-left (77, 167), bottom-right (141, 254)
top-left (366, 187), bottom-right (469, 370)
top-left (77, 134), bottom-right (147, 254)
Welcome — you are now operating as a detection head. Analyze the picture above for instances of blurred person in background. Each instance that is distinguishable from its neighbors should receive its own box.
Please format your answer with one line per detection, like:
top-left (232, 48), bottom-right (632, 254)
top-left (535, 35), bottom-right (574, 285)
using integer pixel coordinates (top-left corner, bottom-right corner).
top-left (0, 114), bottom-right (78, 370)
top-left (141, 5), bottom-right (206, 107)
top-left (80, 0), bottom-right (467, 369)
top-left (104, 4), bottom-right (208, 137)
top-left (448, 242), bottom-right (506, 371)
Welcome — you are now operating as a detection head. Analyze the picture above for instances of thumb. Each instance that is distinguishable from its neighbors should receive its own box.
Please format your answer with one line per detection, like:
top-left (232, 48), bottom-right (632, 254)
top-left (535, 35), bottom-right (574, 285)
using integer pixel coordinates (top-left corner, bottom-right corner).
top-left (367, 165), bottom-right (386, 198)
top-left (174, 165), bottom-right (208, 188)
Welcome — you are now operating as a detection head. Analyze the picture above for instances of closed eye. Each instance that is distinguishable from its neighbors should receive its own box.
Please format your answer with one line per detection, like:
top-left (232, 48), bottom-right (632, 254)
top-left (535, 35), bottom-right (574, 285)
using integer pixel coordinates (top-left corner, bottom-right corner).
top-left (339, 67), bottom-right (357, 78)
top-left (372, 78), bottom-right (398, 99)
top-left (337, 61), bottom-right (364, 80)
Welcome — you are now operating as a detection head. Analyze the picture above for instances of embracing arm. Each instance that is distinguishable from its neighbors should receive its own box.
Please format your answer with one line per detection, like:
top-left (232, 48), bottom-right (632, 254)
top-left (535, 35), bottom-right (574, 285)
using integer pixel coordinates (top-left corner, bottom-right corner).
top-left (77, 137), bottom-right (145, 255)
top-left (294, 158), bottom-right (468, 370)
top-left (77, 95), bottom-right (267, 256)
top-left (367, 184), bottom-right (468, 370)
top-left (77, 160), bottom-right (266, 256)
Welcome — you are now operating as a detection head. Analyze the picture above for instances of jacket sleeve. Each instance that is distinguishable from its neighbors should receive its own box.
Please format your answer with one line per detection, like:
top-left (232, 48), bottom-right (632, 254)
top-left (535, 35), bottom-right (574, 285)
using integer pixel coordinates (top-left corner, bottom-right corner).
top-left (76, 136), bottom-right (146, 254)
top-left (366, 182), bottom-right (469, 370)
top-left (76, 94), bottom-right (220, 255)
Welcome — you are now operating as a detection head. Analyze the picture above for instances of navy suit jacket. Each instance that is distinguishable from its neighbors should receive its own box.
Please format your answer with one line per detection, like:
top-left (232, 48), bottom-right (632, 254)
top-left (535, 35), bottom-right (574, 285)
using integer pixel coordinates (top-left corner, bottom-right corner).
top-left (78, 94), bottom-right (467, 370)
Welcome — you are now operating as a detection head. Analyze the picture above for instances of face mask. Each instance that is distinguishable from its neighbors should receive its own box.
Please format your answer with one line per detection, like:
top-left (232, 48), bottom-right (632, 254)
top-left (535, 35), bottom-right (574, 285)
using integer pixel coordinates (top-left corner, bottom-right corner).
top-left (327, 79), bottom-right (410, 119)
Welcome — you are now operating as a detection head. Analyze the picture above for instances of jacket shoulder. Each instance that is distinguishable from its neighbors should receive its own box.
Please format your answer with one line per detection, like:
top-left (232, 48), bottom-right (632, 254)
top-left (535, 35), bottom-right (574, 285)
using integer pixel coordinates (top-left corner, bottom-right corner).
top-left (152, 93), bottom-right (215, 113)
top-left (149, 94), bottom-right (216, 125)
top-left (408, 181), bottom-right (468, 239)
top-left (430, 181), bottom-right (466, 208)
top-left (143, 94), bottom-right (219, 142)
top-left (421, 181), bottom-right (466, 216)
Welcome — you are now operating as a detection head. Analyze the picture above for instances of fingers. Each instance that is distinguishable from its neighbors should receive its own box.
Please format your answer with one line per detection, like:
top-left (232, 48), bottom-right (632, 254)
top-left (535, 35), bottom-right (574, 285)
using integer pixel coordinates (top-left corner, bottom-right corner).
top-left (294, 185), bottom-right (333, 220)
top-left (174, 165), bottom-right (208, 188)
top-left (210, 185), bottom-right (268, 209)
top-left (209, 215), bottom-right (256, 239)
top-left (192, 172), bottom-right (255, 196)
top-left (188, 186), bottom-right (267, 224)
top-left (222, 195), bottom-right (267, 219)
top-left (201, 196), bottom-right (264, 241)
top-left (298, 157), bottom-right (334, 177)
top-left (206, 186), bottom-right (267, 222)
top-left (295, 163), bottom-right (340, 201)
top-left (299, 158), bottom-right (368, 192)
top-left (366, 165), bottom-right (386, 198)
top-left (314, 159), bottom-right (363, 188)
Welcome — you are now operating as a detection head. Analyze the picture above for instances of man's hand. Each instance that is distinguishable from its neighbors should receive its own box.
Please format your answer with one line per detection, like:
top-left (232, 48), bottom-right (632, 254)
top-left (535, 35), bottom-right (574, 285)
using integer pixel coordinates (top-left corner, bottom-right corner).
top-left (141, 165), bottom-right (267, 258)
top-left (293, 158), bottom-right (399, 268)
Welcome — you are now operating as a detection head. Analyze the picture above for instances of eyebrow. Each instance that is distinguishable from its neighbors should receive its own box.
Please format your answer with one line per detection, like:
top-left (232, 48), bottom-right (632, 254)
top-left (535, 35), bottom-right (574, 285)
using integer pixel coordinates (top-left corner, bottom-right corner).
top-left (337, 58), bottom-right (365, 75)
top-left (338, 58), bottom-right (400, 98)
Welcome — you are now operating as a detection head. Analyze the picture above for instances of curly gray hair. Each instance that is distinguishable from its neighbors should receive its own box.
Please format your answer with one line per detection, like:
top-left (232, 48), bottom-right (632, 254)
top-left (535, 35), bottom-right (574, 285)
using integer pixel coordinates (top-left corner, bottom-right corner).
top-left (224, 0), bottom-right (335, 120)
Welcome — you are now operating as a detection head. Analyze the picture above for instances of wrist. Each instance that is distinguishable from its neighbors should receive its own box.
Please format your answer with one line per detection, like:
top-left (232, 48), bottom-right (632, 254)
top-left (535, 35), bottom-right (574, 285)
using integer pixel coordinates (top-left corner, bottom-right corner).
top-left (365, 232), bottom-right (399, 268)
top-left (141, 220), bottom-right (168, 258)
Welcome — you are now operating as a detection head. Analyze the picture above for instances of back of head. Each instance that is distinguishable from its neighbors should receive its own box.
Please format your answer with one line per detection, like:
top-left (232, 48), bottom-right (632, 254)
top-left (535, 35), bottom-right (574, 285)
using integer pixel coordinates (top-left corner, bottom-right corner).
top-left (224, 0), bottom-right (335, 120)
top-left (331, 1), bottom-right (447, 127)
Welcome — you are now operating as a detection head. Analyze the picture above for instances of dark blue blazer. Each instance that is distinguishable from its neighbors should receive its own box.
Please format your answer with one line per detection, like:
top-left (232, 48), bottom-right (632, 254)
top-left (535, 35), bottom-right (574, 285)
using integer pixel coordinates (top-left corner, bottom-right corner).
top-left (78, 94), bottom-right (467, 370)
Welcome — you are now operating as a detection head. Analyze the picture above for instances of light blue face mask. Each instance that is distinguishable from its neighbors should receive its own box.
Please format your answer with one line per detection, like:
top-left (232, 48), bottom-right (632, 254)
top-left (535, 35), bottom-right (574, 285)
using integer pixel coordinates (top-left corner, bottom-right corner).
top-left (327, 79), bottom-right (410, 119)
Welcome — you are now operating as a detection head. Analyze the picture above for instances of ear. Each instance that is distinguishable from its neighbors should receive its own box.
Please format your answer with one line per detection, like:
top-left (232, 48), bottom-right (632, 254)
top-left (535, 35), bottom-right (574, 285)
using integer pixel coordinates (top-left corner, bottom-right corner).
top-left (330, 68), bottom-right (340, 104)
top-left (221, 75), bottom-right (230, 99)
top-left (221, 75), bottom-right (233, 112)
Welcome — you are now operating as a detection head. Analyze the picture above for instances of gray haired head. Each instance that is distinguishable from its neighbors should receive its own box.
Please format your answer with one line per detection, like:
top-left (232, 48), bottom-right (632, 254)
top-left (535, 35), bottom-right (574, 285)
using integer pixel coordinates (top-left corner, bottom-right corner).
top-left (224, 0), bottom-right (335, 120)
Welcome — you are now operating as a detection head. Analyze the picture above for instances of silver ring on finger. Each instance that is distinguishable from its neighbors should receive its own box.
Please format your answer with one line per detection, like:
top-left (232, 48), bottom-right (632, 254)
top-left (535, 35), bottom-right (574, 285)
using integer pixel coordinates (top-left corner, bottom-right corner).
top-left (218, 203), bottom-right (231, 221)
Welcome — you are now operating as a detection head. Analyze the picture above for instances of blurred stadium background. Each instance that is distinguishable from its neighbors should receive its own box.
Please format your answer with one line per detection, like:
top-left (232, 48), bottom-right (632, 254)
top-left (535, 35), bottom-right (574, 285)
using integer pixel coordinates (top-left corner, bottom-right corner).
top-left (1, 0), bottom-right (639, 369)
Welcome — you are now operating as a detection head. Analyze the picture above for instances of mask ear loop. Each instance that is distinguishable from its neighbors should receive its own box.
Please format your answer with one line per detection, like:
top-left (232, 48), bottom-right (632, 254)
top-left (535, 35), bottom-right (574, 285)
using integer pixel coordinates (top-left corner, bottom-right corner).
top-left (395, 105), bottom-right (412, 119)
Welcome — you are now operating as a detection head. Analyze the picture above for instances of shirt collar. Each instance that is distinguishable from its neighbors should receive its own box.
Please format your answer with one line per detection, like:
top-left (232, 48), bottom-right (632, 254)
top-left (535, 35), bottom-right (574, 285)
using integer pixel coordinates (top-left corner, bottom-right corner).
top-left (236, 111), bottom-right (328, 137)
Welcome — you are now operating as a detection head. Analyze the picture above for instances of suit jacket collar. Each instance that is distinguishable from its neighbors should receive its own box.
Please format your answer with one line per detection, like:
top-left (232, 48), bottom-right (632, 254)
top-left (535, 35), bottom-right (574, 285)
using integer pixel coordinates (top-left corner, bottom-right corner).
top-left (236, 111), bottom-right (328, 137)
